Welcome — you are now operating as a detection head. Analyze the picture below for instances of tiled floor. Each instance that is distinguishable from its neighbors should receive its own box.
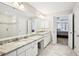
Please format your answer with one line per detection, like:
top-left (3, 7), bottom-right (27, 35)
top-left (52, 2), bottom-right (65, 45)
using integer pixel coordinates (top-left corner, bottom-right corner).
top-left (57, 37), bottom-right (68, 45)
top-left (38, 42), bottom-right (77, 56)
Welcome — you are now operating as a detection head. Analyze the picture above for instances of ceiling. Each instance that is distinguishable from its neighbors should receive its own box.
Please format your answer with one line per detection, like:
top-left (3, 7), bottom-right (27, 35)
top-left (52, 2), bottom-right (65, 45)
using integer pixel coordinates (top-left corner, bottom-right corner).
top-left (28, 2), bottom-right (76, 15)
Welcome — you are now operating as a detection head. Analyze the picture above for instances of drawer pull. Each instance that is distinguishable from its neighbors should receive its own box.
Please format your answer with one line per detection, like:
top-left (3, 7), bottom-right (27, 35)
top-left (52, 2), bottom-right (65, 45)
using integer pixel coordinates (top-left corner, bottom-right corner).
top-left (77, 35), bottom-right (79, 37)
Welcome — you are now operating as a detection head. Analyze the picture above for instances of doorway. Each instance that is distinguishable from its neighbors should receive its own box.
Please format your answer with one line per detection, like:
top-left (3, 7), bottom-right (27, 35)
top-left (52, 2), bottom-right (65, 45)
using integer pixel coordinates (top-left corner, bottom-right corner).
top-left (56, 16), bottom-right (68, 45)
top-left (53, 14), bottom-right (74, 49)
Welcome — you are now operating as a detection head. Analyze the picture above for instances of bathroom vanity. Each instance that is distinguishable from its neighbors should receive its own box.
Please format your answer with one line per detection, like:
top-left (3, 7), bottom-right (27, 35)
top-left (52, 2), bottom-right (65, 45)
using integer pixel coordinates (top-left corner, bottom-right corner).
top-left (0, 31), bottom-right (51, 56)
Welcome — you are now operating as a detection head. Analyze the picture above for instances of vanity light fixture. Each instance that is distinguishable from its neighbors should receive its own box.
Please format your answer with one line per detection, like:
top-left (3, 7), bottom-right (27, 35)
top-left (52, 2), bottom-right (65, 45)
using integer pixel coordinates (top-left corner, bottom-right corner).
top-left (18, 4), bottom-right (25, 11)
top-left (12, 2), bottom-right (19, 8)
top-left (39, 15), bottom-right (45, 19)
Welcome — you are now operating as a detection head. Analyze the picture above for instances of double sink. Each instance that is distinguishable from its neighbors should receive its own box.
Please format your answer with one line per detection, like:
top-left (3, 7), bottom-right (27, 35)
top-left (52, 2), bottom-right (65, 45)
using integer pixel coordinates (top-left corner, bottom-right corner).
top-left (0, 34), bottom-right (42, 45)
top-left (0, 36), bottom-right (28, 45)
top-left (0, 31), bottom-right (47, 46)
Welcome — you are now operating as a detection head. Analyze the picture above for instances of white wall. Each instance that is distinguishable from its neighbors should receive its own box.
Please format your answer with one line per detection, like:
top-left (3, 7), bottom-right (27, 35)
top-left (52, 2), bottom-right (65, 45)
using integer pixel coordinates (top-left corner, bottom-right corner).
top-left (46, 16), bottom-right (54, 43)
top-left (73, 3), bottom-right (79, 55)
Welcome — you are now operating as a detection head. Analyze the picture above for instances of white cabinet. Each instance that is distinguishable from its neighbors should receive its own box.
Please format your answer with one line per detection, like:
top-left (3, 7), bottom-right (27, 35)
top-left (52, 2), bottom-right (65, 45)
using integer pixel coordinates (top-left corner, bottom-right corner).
top-left (26, 47), bottom-right (31, 56)
top-left (3, 33), bottom-right (51, 56)
top-left (5, 41), bottom-right (38, 56)
top-left (30, 42), bottom-right (38, 56)
top-left (5, 50), bottom-right (16, 56)
top-left (43, 36), bottom-right (48, 47)
top-left (17, 45), bottom-right (27, 55)
top-left (44, 33), bottom-right (51, 48)
top-left (26, 42), bottom-right (38, 56)
top-left (16, 41), bottom-right (38, 56)
top-left (18, 52), bottom-right (26, 56)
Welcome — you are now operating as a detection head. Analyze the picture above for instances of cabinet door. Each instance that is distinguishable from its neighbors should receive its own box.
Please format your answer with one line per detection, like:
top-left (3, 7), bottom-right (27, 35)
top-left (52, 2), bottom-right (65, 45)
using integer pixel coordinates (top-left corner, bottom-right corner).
top-left (25, 43), bottom-right (32, 56)
top-left (44, 35), bottom-right (50, 47)
top-left (5, 51), bottom-right (16, 56)
top-left (33, 44), bottom-right (38, 56)
top-left (30, 42), bottom-right (38, 56)
top-left (47, 33), bottom-right (51, 44)
top-left (44, 33), bottom-right (51, 47)
top-left (17, 45), bottom-right (27, 54)
top-left (44, 36), bottom-right (47, 47)
top-left (26, 42), bottom-right (38, 56)
top-left (18, 52), bottom-right (26, 56)
top-left (26, 48), bottom-right (31, 56)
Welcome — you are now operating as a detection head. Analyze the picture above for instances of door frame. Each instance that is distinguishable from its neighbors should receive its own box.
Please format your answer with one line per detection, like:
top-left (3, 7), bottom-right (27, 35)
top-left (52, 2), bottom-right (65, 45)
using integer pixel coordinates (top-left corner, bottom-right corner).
top-left (72, 14), bottom-right (75, 49)
top-left (53, 14), bottom-right (74, 49)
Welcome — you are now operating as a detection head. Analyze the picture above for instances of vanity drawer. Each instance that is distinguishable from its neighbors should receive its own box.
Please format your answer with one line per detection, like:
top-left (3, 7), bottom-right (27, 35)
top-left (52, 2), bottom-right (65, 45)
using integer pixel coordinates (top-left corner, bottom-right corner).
top-left (5, 50), bottom-right (16, 56)
top-left (17, 44), bottom-right (32, 54)
top-left (17, 51), bottom-right (26, 56)
top-left (26, 42), bottom-right (38, 56)
top-left (17, 45), bottom-right (26, 54)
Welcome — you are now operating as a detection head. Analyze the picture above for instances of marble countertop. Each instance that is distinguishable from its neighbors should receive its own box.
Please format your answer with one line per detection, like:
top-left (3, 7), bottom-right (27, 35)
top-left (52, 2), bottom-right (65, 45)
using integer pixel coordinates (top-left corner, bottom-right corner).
top-left (0, 31), bottom-right (50, 55)
top-left (0, 32), bottom-right (37, 42)
top-left (0, 35), bottom-right (43, 55)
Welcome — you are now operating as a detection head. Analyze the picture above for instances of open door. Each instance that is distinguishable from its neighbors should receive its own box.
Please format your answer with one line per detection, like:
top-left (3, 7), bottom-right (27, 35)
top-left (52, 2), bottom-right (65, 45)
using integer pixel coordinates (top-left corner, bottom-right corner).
top-left (52, 14), bottom-right (73, 47)
top-left (53, 16), bottom-right (57, 44)
top-left (68, 13), bottom-right (73, 49)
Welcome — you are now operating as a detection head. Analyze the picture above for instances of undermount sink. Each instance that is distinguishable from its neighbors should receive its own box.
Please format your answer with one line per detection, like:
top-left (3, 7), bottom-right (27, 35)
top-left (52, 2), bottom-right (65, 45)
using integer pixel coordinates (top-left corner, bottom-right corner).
top-left (0, 38), bottom-right (19, 45)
